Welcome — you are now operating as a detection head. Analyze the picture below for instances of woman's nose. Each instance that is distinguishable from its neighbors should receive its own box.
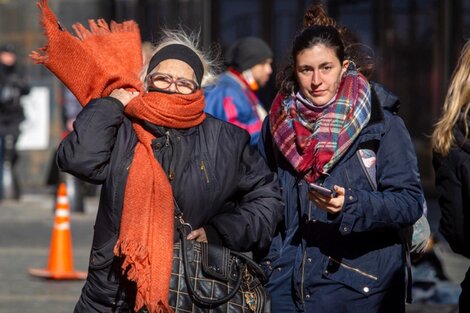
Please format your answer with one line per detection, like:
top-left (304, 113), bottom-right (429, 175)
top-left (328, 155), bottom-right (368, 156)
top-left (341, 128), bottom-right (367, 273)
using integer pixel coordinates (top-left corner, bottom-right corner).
top-left (311, 71), bottom-right (321, 86)
top-left (168, 82), bottom-right (177, 92)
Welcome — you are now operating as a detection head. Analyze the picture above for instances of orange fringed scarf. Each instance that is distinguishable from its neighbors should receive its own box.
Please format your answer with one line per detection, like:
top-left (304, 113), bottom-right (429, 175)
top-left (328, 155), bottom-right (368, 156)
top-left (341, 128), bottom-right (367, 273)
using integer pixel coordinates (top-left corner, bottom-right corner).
top-left (118, 91), bottom-right (205, 313)
top-left (31, 1), bottom-right (206, 312)
top-left (30, 0), bottom-right (143, 105)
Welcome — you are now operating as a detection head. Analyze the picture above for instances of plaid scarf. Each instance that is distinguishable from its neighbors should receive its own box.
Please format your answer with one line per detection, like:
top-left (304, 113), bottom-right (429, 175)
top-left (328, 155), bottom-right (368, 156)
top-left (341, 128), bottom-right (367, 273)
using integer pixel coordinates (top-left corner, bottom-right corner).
top-left (270, 64), bottom-right (371, 182)
top-left (31, 1), bottom-right (206, 312)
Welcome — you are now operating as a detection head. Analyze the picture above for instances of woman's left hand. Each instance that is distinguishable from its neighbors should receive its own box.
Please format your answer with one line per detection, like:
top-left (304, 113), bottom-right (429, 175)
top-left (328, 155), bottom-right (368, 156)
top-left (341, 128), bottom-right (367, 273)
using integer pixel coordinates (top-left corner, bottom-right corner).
top-left (308, 185), bottom-right (345, 214)
top-left (186, 227), bottom-right (208, 243)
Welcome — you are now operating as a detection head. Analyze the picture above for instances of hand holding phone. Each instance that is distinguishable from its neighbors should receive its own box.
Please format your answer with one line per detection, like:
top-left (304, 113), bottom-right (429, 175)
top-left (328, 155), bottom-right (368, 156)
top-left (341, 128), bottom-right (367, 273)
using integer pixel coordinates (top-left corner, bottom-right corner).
top-left (309, 183), bottom-right (337, 197)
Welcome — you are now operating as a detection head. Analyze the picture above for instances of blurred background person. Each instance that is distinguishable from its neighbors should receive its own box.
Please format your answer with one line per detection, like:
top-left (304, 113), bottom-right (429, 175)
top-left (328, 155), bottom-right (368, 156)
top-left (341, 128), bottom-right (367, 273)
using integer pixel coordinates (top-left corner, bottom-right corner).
top-left (204, 36), bottom-right (273, 146)
top-left (0, 43), bottom-right (30, 200)
top-left (432, 39), bottom-right (470, 313)
top-left (46, 86), bottom-right (89, 213)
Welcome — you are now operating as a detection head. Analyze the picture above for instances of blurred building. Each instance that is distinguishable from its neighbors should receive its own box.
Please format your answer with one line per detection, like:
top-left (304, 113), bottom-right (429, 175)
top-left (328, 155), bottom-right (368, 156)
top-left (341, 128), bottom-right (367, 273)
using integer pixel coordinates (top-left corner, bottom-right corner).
top-left (0, 0), bottom-right (469, 192)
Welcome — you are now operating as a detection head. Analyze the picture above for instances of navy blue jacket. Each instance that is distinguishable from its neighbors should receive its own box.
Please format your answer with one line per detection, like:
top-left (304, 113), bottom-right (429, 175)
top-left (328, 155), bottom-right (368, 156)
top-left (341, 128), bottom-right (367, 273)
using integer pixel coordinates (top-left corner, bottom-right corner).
top-left (57, 97), bottom-right (283, 313)
top-left (258, 84), bottom-right (424, 313)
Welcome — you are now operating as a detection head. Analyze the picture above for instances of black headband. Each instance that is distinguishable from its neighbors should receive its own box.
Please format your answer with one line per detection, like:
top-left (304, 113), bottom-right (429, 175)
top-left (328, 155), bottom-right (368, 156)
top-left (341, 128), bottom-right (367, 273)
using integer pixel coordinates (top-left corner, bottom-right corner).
top-left (146, 44), bottom-right (204, 85)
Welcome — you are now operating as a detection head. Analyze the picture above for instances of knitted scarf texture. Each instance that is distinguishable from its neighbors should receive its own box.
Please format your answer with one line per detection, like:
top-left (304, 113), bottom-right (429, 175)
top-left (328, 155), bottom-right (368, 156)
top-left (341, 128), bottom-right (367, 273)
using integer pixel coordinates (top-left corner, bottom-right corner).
top-left (31, 1), bottom-right (206, 312)
top-left (270, 64), bottom-right (371, 182)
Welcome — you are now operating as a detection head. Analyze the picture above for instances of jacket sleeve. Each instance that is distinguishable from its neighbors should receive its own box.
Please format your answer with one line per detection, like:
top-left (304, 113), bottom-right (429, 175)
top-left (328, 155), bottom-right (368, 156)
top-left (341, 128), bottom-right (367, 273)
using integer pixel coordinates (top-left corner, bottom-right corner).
top-left (56, 97), bottom-right (125, 184)
top-left (206, 128), bottom-right (284, 252)
top-left (340, 113), bottom-right (424, 233)
top-left (205, 81), bottom-right (262, 146)
top-left (434, 152), bottom-right (470, 258)
top-left (203, 85), bottom-right (229, 121)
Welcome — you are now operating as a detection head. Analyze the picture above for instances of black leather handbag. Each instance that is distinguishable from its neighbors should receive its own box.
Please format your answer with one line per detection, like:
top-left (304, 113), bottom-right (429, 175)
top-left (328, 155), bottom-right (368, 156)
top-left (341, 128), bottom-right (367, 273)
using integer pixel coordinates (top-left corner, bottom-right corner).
top-left (168, 212), bottom-right (270, 313)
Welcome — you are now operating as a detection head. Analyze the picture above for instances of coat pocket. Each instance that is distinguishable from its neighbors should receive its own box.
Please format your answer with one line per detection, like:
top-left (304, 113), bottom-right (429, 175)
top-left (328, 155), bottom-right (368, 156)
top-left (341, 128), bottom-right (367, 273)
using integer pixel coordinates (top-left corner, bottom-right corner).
top-left (191, 155), bottom-right (220, 193)
top-left (323, 256), bottom-right (380, 296)
top-left (90, 233), bottom-right (118, 270)
top-left (84, 233), bottom-right (122, 309)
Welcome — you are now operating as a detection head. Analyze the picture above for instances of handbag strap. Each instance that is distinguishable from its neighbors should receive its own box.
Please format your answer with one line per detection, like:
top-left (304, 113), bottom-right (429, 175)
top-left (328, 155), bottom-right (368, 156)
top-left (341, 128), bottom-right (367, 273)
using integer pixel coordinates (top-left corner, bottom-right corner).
top-left (173, 199), bottom-right (244, 306)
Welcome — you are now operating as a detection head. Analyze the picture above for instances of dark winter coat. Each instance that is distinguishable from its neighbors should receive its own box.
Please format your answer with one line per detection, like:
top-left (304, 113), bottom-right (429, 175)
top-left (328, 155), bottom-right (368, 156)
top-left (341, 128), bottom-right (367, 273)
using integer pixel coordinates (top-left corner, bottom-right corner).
top-left (258, 84), bottom-right (424, 313)
top-left (433, 117), bottom-right (470, 259)
top-left (57, 97), bottom-right (284, 313)
top-left (0, 64), bottom-right (29, 137)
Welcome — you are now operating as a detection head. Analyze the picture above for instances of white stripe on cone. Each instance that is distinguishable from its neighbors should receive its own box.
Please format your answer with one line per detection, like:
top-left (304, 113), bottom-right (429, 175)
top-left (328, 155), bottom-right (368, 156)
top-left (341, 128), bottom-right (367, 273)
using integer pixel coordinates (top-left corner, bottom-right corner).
top-left (57, 195), bottom-right (68, 205)
top-left (55, 209), bottom-right (70, 217)
top-left (54, 222), bottom-right (71, 230)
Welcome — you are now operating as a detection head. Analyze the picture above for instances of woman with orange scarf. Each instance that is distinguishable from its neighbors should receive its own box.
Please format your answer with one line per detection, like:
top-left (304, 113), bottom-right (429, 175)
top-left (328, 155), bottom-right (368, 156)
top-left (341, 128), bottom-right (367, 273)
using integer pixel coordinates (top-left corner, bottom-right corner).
top-left (55, 29), bottom-right (283, 313)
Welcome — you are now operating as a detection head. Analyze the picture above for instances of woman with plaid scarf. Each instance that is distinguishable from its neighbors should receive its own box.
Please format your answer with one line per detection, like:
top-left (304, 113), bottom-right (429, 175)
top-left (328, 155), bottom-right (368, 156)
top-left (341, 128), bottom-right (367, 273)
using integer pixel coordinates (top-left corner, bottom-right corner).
top-left (258, 5), bottom-right (424, 313)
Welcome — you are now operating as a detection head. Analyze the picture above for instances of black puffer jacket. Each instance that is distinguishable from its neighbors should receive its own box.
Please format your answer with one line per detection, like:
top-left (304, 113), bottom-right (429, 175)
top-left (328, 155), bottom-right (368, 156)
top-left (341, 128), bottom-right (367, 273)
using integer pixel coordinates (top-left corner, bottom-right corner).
top-left (433, 116), bottom-right (470, 259)
top-left (57, 97), bottom-right (283, 313)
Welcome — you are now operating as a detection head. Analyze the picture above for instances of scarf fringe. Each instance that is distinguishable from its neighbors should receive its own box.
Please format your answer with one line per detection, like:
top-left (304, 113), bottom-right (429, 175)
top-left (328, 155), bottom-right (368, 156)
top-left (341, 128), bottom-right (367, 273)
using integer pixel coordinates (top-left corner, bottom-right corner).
top-left (145, 300), bottom-right (174, 313)
top-left (72, 19), bottom-right (139, 41)
top-left (31, 0), bottom-right (140, 65)
top-left (114, 239), bottom-right (149, 280)
top-left (114, 239), bottom-right (174, 313)
top-left (30, 0), bottom-right (59, 64)
top-left (114, 239), bottom-right (153, 312)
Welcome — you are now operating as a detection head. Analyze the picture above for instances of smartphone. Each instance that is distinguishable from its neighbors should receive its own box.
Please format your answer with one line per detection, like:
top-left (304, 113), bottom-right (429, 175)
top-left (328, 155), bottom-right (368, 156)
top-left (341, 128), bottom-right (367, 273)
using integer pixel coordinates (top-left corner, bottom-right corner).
top-left (309, 183), bottom-right (337, 197)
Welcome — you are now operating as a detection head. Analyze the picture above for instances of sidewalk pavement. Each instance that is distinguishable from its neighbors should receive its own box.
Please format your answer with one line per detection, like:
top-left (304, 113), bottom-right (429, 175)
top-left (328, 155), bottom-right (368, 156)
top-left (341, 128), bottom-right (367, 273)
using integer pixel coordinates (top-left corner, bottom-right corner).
top-left (0, 191), bottom-right (96, 313)
top-left (0, 190), bottom-right (467, 313)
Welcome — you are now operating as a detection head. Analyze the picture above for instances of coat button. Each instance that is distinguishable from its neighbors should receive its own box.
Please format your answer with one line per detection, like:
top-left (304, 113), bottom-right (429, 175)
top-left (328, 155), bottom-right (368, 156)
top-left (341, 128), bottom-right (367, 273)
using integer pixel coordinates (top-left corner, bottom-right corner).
top-left (343, 226), bottom-right (349, 232)
top-left (156, 142), bottom-right (162, 149)
top-left (305, 294), bottom-right (311, 300)
top-left (349, 195), bottom-right (354, 201)
top-left (168, 171), bottom-right (175, 180)
top-left (324, 270), bottom-right (329, 275)
top-left (363, 287), bottom-right (370, 293)
top-left (307, 257), bottom-right (312, 263)
top-left (277, 267), bottom-right (282, 272)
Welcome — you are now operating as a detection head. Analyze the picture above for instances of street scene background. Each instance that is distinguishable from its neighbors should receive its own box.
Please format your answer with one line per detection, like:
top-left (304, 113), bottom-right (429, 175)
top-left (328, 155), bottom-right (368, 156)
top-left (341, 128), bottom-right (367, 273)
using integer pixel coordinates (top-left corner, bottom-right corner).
top-left (1, 0), bottom-right (470, 312)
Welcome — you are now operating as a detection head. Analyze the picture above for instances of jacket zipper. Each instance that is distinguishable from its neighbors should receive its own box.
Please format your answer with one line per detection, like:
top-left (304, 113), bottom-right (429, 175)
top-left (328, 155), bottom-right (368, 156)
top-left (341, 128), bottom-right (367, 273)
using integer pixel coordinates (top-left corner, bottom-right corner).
top-left (300, 201), bottom-right (313, 303)
top-left (165, 131), bottom-right (171, 147)
top-left (300, 250), bottom-right (307, 303)
top-left (200, 160), bottom-right (210, 183)
top-left (328, 256), bottom-right (378, 280)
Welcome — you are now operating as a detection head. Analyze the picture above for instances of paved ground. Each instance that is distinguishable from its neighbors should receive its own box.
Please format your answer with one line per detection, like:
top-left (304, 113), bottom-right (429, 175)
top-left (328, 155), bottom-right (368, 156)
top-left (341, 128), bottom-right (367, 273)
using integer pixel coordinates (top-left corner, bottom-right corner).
top-left (0, 190), bottom-right (95, 313)
top-left (0, 189), bottom-right (467, 313)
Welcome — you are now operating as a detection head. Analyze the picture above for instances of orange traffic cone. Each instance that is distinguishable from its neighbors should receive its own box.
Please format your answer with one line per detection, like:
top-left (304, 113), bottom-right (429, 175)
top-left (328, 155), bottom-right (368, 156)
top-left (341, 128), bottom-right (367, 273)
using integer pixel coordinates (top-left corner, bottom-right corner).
top-left (28, 183), bottom-right (87, 280)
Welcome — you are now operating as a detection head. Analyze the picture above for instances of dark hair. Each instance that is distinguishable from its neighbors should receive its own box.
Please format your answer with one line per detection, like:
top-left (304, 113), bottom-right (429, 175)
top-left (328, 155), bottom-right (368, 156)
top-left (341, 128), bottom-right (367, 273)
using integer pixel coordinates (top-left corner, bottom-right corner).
top-left (277, 25), bottom-right (345, 95)
top-left (294, 26), bottom-right (345, 64)
top-left (0, 43), bottom-right (16, 54)
top-left (277, 4), bottom-right (375, 95)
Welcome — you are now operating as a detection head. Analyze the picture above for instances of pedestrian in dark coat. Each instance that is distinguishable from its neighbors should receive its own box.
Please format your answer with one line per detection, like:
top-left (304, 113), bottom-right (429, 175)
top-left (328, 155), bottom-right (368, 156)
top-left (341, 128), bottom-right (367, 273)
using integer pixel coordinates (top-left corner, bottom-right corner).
top-left (432, 39), bottom-right (470, 313)
top-left (32, 8), bottom-right (283, 311)
top-left (258, 5), bottom-right (424, 313)
top-left (0, 44), bottom-right (29, 200)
